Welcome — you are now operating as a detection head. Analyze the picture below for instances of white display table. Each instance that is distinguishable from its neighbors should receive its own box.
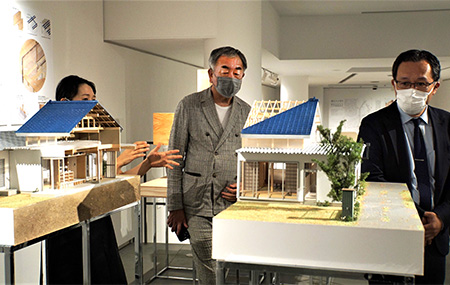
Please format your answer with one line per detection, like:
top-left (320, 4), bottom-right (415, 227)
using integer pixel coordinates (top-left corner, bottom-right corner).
top-left (213, 182), bottom-right (424, 283)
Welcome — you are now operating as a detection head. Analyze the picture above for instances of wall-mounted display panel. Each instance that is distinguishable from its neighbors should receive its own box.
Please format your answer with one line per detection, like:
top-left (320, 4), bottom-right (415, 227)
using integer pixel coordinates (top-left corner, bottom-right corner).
top-left (0, 1), bottom-right (53, 131)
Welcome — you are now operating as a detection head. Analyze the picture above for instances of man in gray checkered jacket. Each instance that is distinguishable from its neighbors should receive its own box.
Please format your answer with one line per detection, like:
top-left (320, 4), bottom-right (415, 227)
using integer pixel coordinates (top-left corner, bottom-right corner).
top-left (167, 46), bottom-right (251, 284)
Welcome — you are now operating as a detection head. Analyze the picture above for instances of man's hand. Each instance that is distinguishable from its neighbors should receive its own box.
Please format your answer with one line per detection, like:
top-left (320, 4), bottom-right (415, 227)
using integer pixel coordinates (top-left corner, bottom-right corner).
top-left (117, 141), bottom-right (150, 171)
top-left (167, 209), bottom-right (188, 235)
top-left (422, 211), bottom-right (443, 246)
top-left (221, 183), bottom-right (237, 202)
top-left (146, 143), bottom-right (182, 170)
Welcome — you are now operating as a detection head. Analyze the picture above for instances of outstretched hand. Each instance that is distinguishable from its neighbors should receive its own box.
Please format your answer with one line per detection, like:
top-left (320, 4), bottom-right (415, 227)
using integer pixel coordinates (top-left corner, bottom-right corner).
top-left (117, 141), bottom-right (150, 169)
top-left (146, 143), bottom-right (182, 169)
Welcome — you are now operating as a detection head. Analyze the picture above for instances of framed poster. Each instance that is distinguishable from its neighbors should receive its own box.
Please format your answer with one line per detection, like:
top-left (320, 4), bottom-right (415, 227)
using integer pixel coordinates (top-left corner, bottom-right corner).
top-left (0, 1), bottom-right (53, 131)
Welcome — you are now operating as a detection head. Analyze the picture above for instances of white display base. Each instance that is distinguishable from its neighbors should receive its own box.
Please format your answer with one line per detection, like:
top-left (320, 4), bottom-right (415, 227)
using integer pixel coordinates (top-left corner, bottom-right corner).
top-left (213, 182), bottom-right (424, 276)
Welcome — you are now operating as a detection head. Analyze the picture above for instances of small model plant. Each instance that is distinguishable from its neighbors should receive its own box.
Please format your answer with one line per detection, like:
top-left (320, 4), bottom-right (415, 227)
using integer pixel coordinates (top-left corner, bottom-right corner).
top-left (312, 120), bottom-right (369, 204)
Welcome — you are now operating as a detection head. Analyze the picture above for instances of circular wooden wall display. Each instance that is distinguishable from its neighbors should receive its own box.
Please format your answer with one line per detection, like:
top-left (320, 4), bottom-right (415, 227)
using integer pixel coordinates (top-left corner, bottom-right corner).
top-left (20, 39), bottom-right (47, 93)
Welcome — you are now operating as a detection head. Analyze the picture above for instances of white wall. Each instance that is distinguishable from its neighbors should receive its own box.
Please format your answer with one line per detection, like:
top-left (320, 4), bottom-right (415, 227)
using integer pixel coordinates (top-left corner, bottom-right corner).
top-left (323, 87), bottom-right (395, 133)
top-left (431, 80), bottom-right (450, 112)
top-left (262, 1), bottom-right (280, 58)
top-left (280, 75), bottom-right (309, 101)
top-left (104, 1), bottom-right (217, 41)
top-left (262, 85), bottom-right (280, 101)
top-left (279, 11), bottom-right (450, 60)
top-left (123, 49), bottom-right (197, 143)
top-left (322, 80), bottom-right (450, 134)
top-left (105, 0), bottom-right (263, 108)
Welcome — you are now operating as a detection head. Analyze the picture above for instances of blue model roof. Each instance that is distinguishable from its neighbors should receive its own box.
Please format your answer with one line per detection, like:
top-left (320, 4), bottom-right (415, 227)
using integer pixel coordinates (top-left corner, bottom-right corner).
top-left (16, 101), bottom-right (99, 135)
top-left (242, 98), bottom-right (318, 136)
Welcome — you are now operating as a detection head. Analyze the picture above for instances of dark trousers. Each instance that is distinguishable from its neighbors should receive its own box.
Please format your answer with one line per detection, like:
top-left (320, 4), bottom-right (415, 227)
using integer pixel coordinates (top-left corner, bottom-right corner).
top-left (47, 216), bottom-right (127, 285)
top-left (367, 243), bottom-right (446, 285)
top-left (415, 243), bottom-right (446, 284)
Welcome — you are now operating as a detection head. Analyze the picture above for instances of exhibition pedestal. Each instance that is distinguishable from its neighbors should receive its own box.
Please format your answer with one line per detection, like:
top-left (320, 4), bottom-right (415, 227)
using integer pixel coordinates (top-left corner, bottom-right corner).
top-left (0, 175), bottom-right (143, 284)
top-left (213, 182), bottom-right (424, 280)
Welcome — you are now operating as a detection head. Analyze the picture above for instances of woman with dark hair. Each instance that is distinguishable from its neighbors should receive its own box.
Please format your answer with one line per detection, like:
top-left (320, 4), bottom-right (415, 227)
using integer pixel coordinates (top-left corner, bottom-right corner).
top-left (47, 75), bottom-right (181, 284)
top-left (55, 75), bottom-right (180, 175)
top-left (55, 75), bottom-right (96, 101)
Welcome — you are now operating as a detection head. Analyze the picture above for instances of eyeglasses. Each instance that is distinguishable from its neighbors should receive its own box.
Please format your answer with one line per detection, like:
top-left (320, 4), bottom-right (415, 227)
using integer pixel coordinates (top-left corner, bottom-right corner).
top-left (395, 80), bottom-right (436, 91)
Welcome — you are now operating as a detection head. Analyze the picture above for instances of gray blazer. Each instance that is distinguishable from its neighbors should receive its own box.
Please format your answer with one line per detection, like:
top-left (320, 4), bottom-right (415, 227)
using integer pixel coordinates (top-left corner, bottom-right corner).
top-left (167, 87), bottom-right (251, 217)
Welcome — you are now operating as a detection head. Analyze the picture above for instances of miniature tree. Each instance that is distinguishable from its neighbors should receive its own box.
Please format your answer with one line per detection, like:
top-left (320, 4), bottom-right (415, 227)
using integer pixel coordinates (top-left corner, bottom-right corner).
top-left (312, 120), bottom-right (368, 202)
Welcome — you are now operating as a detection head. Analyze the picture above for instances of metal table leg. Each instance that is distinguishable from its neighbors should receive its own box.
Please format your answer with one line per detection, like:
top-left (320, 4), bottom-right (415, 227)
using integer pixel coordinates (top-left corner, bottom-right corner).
top-left (143, 197), bottom-right (148, 244)
top-left (192, 259), bottom-right (196, 285)
top-left (44, 240), bottom-right (49, 284)
top-left (134, 200), bottom-right (143, 284)
top-left (250, 270), bottom-right (259, 285)
top-left (165, 205), bottom-right (169, 268)
top-left (146, 197), bottom-right (195, 283)
top-left (216, 260), bottom-right (225, 285)
top-left (82, 220), bottom-right (91, 285)
top-left (153, 197), bottom-right (158, 280)
top-left (4, 247), bottom-right (14, 285)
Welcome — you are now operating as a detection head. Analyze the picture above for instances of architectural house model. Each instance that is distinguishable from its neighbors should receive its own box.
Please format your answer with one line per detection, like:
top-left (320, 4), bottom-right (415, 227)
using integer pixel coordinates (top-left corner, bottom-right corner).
top-left (237, 98), bottom-right (335, 204)
top-left (0, 101), bottom-right (123, 194)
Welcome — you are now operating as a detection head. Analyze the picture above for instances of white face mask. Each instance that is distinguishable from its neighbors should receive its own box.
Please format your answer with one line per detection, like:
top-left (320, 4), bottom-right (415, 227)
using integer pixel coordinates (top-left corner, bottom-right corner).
top-left (396, 87), bottom-right (431, 116)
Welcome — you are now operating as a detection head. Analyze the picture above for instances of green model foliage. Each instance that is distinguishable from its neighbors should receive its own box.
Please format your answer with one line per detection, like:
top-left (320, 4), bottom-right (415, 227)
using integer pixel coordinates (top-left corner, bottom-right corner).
top-left (312, 120), bottom-right (369, 202)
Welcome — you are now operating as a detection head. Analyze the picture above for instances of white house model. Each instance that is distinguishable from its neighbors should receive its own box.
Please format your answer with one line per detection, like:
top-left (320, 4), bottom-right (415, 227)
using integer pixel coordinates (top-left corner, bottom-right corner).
top-left (237, 98), bottom-right (334, 204)
top-left (0, 100), bottom-right (123, 194)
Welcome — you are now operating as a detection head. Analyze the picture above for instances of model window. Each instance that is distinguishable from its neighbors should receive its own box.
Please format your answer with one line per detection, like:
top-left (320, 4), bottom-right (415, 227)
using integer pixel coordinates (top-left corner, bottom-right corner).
top-left (0, 159), bottom-right (5, 188)
top-left (240, 161), bottom-right (298, 200)
top-left (304, 162), bottom-right (318, 203)
top-left (103, 151), bottom-right (116, 178)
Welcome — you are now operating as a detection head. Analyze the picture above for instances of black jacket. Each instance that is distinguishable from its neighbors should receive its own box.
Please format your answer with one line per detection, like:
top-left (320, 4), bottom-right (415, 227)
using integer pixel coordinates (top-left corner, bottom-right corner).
top-left (358, 101), bottom-right (450, 256)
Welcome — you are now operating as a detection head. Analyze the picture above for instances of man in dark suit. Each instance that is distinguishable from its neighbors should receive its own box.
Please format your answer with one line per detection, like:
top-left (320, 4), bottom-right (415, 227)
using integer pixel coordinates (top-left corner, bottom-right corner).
top-left (358, 49), bottom-right (450, 284)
